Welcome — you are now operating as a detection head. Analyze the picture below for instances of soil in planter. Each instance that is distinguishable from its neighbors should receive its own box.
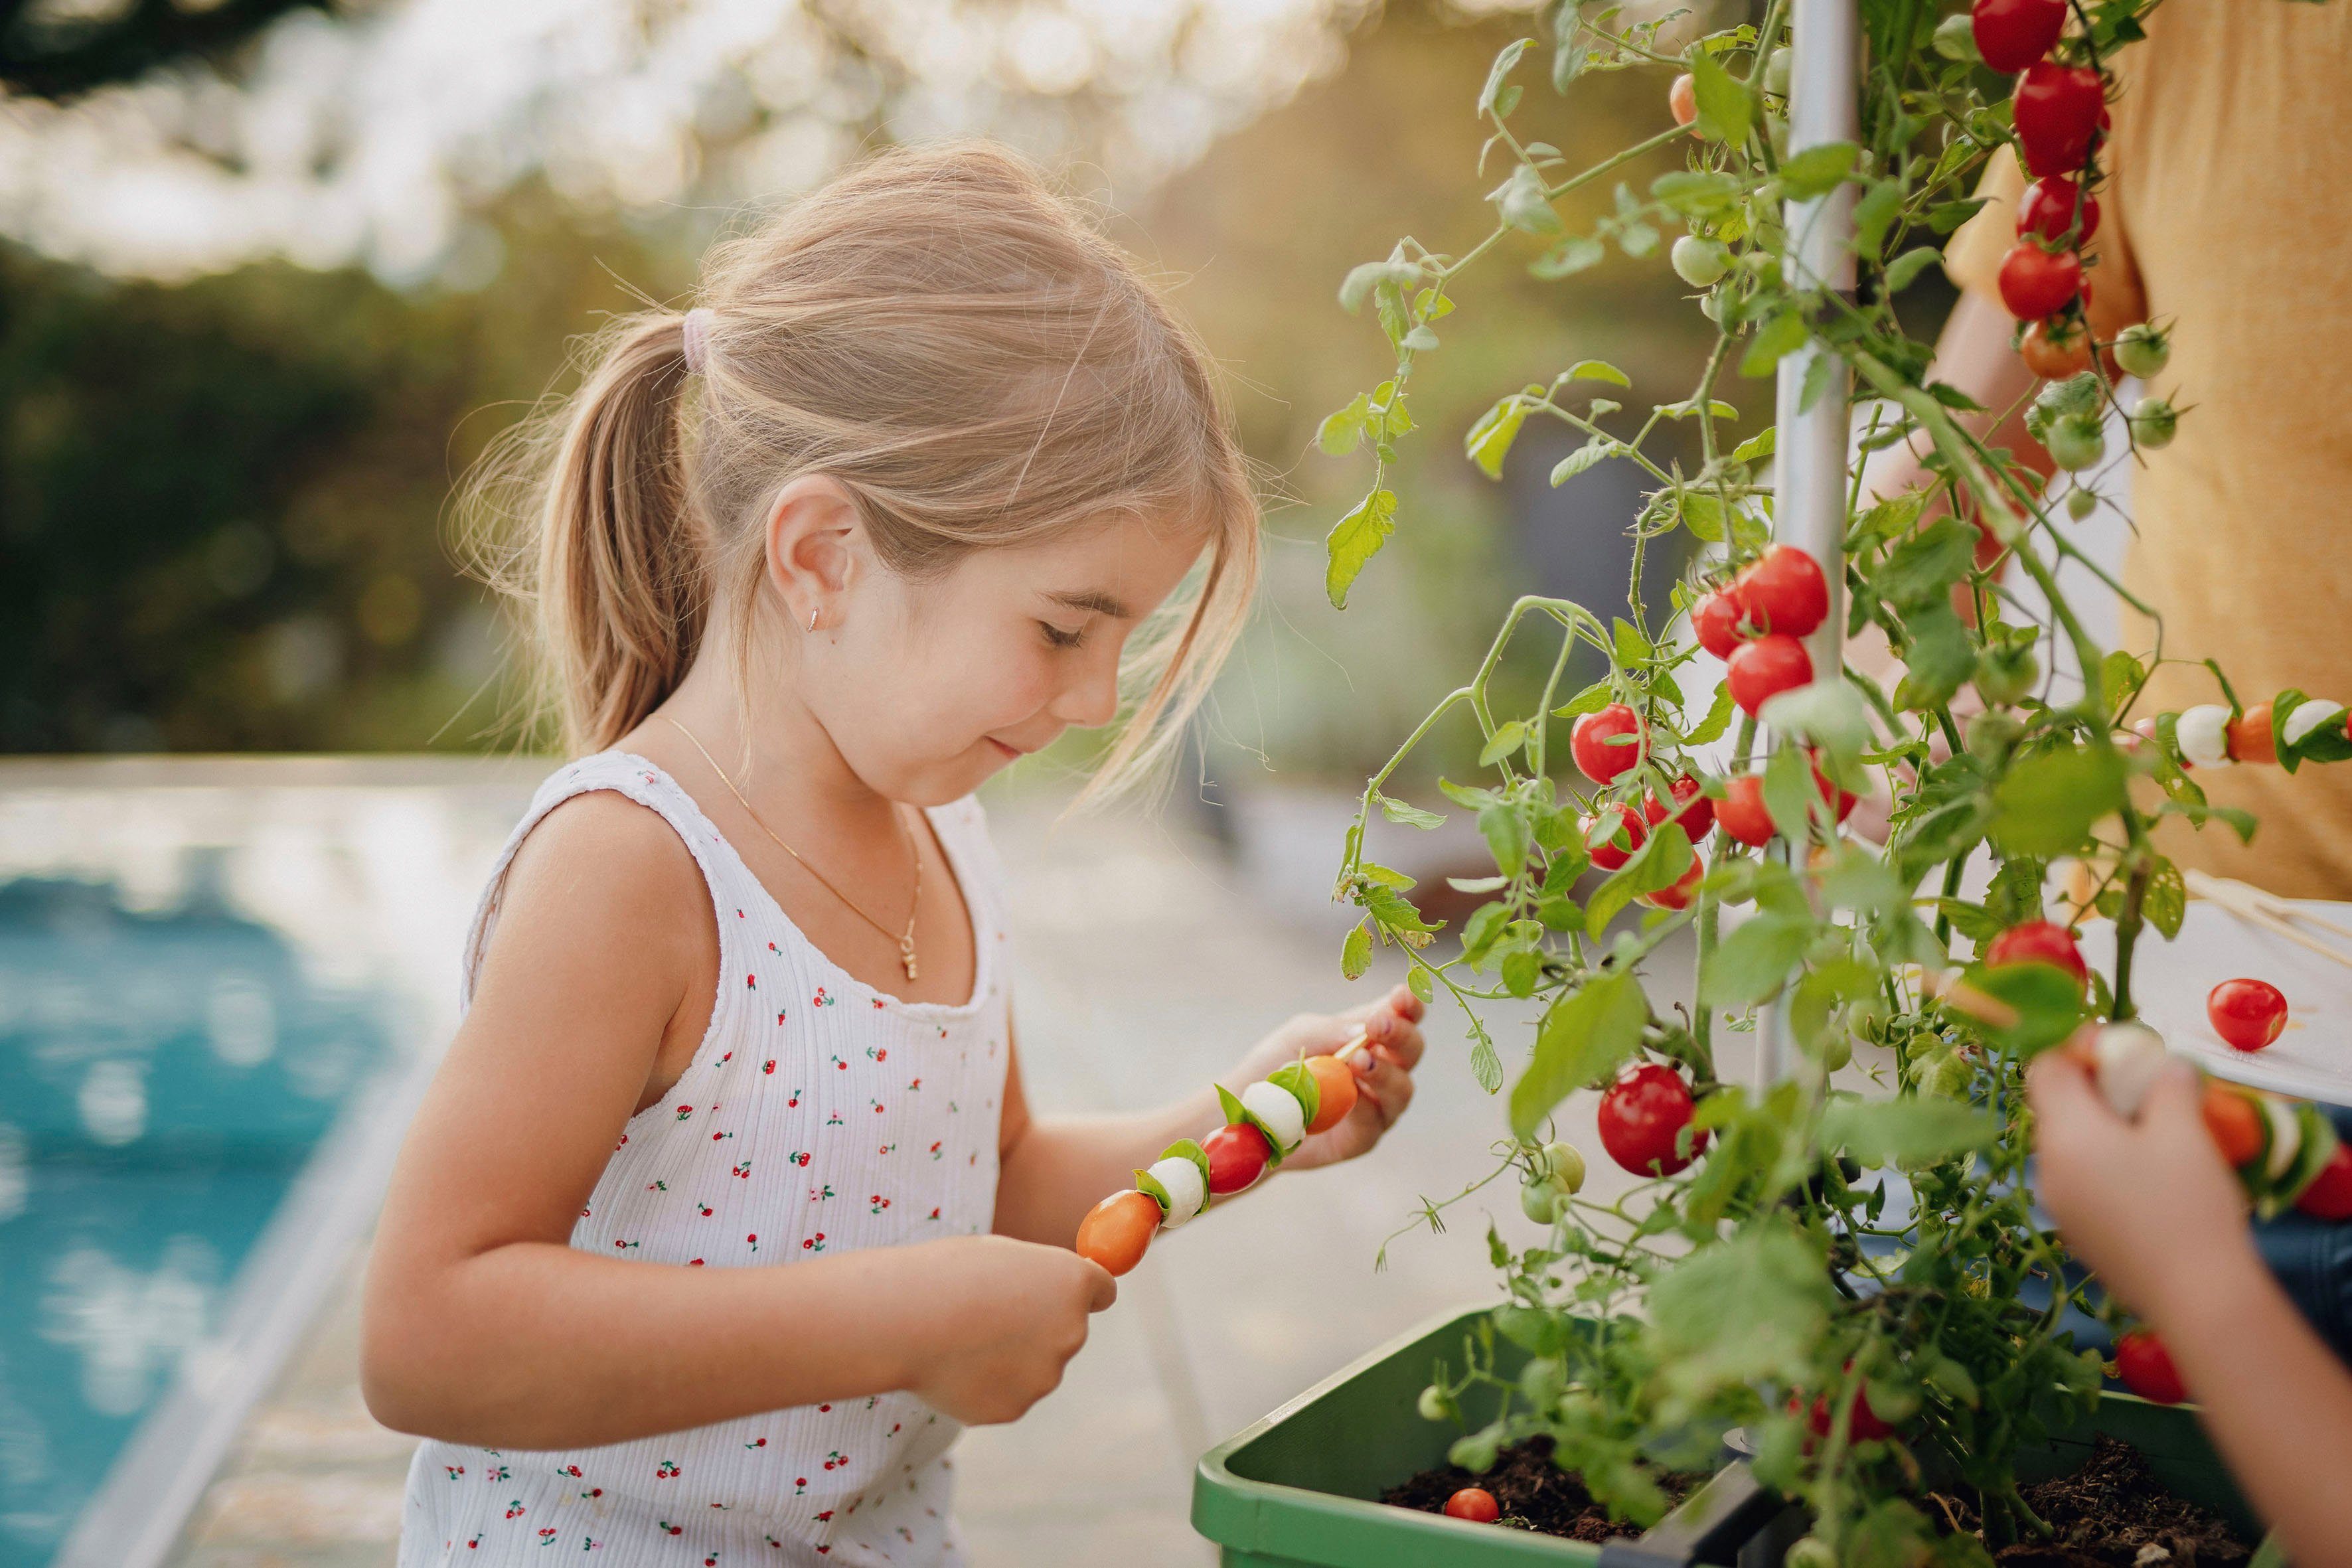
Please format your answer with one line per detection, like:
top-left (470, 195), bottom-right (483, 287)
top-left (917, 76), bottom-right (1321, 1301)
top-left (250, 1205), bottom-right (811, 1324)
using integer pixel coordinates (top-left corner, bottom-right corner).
top-left (1382, 1435), bottom-right (1695, 1541)
top-left (1932, 1435), bottom-right (2255, 1567)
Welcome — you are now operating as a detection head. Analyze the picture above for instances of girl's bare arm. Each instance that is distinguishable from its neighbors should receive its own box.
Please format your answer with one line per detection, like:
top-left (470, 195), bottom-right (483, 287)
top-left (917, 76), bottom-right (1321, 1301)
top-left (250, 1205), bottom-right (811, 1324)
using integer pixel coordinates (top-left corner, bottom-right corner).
top-left (360, 793), bottom-right (1107, 1449)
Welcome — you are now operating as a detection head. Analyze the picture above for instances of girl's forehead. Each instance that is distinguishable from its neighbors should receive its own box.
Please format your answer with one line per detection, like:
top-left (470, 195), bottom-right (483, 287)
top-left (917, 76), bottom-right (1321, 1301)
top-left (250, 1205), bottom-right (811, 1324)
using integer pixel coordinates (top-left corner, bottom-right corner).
top-left (961, 512), bottom-right (1211, 601)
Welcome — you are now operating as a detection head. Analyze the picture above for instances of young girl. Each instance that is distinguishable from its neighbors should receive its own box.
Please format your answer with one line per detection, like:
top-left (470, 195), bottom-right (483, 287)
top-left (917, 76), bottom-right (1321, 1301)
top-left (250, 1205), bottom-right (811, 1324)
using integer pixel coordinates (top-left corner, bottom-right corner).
top-left (361, 142), bottom-right (1427, 1567)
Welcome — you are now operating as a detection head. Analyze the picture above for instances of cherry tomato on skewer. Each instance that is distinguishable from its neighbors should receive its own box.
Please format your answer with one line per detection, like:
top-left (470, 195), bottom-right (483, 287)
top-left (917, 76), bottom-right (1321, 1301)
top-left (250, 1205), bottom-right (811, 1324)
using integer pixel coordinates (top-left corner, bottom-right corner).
top-left (1203, 1122), bottom-right (1271, 1195)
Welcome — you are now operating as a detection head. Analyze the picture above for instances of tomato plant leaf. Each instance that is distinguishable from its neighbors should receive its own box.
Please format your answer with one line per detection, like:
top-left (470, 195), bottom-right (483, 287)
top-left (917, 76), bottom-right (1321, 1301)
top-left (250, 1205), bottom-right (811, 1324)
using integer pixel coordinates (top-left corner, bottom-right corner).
top-left (1317, 392), bottom-right (1371, 456)
top-left (1820, 1095), bottom-right (1998, 1168)
top-left (1342, 920), bottom-right (1373, 981)
top-left (1687, 53), bottom-right (1754, 145)
top-left (1509, 969), bottom-right (1648, 1138)
top-left (1989, 744), bottom-right (2128, 857)
top-left (1650, 1226), bottom-right (1834, 1393)
top-left (1700, 911), bottom-right (1812, 1008)
top-left (1494, 163), bottom-right (1562, 234)
top-left (1478, 38), bottom-right (1531, 118)
top-left (1478, 719), bottom-right (1530, 765)
top-left (1324, 487), bottom-right (1397, 609)
top-left (1377, 793), bottom-right (1447, 830)
top-left (1778, 141), bottom-right (1859, 200)
top-left (1551, 437), bottom-right (1614, 486)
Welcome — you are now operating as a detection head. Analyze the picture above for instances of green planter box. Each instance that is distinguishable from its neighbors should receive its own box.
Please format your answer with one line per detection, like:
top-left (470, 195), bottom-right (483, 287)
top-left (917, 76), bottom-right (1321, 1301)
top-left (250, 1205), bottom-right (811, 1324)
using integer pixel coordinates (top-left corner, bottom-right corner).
top-left (1192, 1304), bottom-right (2260, 1568)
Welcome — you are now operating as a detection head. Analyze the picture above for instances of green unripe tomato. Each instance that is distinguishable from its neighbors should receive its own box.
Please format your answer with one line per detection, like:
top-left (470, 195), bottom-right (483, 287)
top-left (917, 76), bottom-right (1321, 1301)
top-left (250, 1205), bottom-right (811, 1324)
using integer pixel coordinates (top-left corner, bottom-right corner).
top-left (1766, 112), bottom-right (1789, 158)
top-left (1817, 1032), bottom-right (1853, 1073)
top-left (1786, 1537), bottom-right (1839, 1568)
top-left (2065, 485), bottom-right (2098, 520)
top-left (1448, 1429), bottom-right (1500, 1474)
top-left (2114, 321), bottom-right (2171, 379)
top-left (2130, 396), bottom-right (2179, 450)
top-left (2046, 412), bottom-right (2106, 472)
top-left (1520, 1177), bottom-right (1569, 1224)
top-left (1670, 234), bottom-right (1732, 288)
top-left (1964, 708), bottom-right (2025, 762)
top-left (1539, 1140), bottom-right (1587, 1194)
top-left (1699, 292), bottom-right (1723, 325)
top-left (1931, 12), bottom-right (1981, 62)
top-left (1763, 47), bottom-right (1792, 96)
top-left (1417, 1383), bottom-right (1451, 1422)
top-left (1518, 1356), bottom-right (1565, 1407)
top-left (1974, 644), bottom-right (2043, 708)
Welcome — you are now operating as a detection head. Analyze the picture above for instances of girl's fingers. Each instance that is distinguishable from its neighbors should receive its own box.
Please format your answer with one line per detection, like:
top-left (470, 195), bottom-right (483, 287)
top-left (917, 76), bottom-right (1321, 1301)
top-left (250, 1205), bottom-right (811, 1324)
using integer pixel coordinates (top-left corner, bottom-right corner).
top-left (1362, 1006), bottom-right (1425, 1070)
top-left (1353, 1044), bottom-right (1415, 1129)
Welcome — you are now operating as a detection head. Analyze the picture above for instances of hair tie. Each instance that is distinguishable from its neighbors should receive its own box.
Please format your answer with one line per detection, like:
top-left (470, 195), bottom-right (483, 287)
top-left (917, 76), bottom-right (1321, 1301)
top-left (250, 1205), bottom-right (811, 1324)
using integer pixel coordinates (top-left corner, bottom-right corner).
top-left (681, 307), bottom-right (713, 374)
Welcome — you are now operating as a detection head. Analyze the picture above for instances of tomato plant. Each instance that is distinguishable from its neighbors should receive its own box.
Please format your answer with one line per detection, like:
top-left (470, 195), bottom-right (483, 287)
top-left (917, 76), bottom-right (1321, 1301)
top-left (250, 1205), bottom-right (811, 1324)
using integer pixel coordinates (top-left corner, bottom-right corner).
top-left (1314, 3), bottom-right (2343, 1557)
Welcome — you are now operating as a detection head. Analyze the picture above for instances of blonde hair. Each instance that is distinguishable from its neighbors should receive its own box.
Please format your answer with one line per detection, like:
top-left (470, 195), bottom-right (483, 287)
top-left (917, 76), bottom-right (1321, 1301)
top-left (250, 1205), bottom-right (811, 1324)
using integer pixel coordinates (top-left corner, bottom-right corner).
top-left (462, 140), bottom-right (1259, 801)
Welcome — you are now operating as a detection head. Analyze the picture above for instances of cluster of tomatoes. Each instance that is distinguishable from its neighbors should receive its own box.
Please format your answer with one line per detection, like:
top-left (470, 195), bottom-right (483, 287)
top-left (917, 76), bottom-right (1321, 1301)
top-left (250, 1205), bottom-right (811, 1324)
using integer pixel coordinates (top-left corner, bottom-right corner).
top-left (1971, 0), bottom-right (2108, 381)
top-left (1072, 1052), bottom-right (1360, 1277)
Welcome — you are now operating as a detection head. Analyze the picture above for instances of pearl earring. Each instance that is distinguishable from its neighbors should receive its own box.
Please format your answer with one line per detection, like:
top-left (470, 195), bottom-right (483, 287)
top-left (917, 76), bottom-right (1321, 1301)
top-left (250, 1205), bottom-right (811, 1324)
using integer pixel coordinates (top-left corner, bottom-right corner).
top-left (808, 606), bottom-right (819, 633)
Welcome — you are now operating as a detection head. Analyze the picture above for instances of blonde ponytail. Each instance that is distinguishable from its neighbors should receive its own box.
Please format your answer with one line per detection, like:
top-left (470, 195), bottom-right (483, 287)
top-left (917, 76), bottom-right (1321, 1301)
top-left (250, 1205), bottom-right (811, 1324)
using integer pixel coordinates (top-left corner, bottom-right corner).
top-left (463, 141), bottom-right (1261, 797)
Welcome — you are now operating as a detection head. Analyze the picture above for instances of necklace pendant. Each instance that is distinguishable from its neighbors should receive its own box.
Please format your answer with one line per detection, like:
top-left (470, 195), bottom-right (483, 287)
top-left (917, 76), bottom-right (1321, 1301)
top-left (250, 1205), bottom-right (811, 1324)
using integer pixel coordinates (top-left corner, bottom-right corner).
top-left (902, 937), bottom-right (919, 982)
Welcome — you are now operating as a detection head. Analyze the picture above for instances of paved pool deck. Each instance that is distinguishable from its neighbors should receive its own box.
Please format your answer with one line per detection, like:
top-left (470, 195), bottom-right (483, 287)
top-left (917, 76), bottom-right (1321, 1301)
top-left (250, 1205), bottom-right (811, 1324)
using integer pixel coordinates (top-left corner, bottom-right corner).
top-left (127, 761), bottom-right (1701, 1568)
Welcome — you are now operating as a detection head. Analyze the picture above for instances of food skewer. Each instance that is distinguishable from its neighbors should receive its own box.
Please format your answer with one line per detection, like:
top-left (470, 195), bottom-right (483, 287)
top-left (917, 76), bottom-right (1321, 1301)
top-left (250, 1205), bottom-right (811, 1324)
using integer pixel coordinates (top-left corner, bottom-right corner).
top-left (2185, 869), bottom-right (2352, 973)
top-left (1071, 1031), bottom-right (1375, 1277)
top-left (2185, 868), bottom-right (2352, 945)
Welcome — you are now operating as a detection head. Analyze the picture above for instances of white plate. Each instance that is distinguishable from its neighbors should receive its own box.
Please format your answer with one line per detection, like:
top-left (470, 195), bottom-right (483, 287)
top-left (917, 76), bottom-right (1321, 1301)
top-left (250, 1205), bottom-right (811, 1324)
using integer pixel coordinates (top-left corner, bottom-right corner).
top-left (2076, 901), bottom-right (2352, 1107)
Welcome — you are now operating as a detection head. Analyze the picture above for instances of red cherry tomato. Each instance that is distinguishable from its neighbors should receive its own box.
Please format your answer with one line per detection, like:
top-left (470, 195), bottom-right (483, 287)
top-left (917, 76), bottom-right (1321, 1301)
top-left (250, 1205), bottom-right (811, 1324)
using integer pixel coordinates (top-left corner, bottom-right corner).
top-left (1304, 1055), bottom-right (1358, 1134)
top-left (2015, 175), bottom-right (2100, 244)
top-left (1585, 802), bottom-right (1648, 872)
top-left (1597, 1063), bottom-right (1706, 1176)
top-left (1668, 73), bottom-right (1696, 129)
top-left (2207, 979), bottom-right (2288, 1052)
top-left (1571, 703), bottom-right (1648, 784)
top-left (1808, 755), bottom-right (1859, 824)
top-left (1727, 634), bottom-right (1814, 716)
top-left (1203, 1121), bottom-right (1270, 1194)
top-left (1691, 588), bottom-right (1749, 659)
top-left (1444, 1486), bottom-right (1500, 1523)
top-left (1644, 773), bottom-right (1715, 844)
top-left (2296, 1143), bottom-right (2352, 1221)
top-left (1971, 0), bottom-right (2066, 73)
top-left (1738, 546), bottom-right (1829, 639)
top-left (1074, 1190), bottom-right (1159, 1277)
top-left (1983, 919), bottom-right (2087, 984)
top-left (2013, 62), bottom-right (2106, 178)
top-left (2227, 703), bottom-right (2277, 765)
top-left (1795, 1367), bottom-right (1894, 1443)
top-left (2114, 1329), bottom-right (2187, 1405)
top-left (2018, 317), bottom-right (2092, 380)
top-left (1639, 858), bottom-right (1703, 911)
top-left (1717, 775), bottom-right (1775, 848)
top-left (1997, 243), bottom-right (2081, 321)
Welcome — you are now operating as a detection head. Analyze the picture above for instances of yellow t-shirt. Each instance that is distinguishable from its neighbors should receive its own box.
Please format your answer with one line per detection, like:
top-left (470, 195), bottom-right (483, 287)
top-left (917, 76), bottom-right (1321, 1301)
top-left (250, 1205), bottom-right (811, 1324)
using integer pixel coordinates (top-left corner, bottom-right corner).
top-left (1946, 0), bottom-right (2352, 898)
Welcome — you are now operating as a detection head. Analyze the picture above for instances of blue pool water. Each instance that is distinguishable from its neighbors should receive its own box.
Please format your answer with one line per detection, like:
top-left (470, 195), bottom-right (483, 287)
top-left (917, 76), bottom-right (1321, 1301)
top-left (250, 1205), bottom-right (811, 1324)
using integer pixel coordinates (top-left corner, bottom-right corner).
top-left (0, 868), bottom-right (391, 1567)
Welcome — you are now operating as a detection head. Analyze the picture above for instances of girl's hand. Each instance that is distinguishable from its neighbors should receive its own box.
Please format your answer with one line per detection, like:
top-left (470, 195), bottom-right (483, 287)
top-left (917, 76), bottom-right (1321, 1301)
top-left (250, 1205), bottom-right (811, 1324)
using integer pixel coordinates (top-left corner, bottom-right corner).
top-left (1228, 983), bottom-right (1427, 1174)
top-left (903, 1234), bottom-right (1117, 1425)
top-left (2025, 1048), bottom-right (2255, 1323)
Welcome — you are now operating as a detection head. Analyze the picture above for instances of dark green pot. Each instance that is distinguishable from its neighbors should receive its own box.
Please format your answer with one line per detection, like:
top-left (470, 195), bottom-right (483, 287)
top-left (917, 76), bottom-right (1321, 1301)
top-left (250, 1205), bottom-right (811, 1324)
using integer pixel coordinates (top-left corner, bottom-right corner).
top-left (1191, 1304), bottom-right (2260, 1567)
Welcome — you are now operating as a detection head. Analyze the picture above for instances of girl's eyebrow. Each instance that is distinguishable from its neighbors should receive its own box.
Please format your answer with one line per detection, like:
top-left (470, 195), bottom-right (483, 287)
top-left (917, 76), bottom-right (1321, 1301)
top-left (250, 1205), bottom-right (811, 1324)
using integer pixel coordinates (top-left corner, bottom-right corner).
top-left (1046, 589), bottom-right (1131, 619)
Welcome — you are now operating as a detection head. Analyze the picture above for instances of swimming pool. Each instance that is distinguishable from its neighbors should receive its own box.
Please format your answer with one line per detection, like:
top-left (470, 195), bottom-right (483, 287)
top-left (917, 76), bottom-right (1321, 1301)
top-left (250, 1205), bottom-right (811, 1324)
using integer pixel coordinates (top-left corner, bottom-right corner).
top-left (0, 759), bottom-right (534, 1568)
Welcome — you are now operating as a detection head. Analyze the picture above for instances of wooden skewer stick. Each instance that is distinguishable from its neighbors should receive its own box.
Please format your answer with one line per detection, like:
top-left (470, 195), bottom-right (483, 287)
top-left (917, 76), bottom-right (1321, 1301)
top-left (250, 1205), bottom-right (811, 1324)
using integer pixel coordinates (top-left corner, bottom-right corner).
top-left (1331, 1030), bottom-right (1374, 1067)
top-left (2184, 867), bottom-right (2352, 941)
top-left (2186, 870), bottom-right (2352, 972)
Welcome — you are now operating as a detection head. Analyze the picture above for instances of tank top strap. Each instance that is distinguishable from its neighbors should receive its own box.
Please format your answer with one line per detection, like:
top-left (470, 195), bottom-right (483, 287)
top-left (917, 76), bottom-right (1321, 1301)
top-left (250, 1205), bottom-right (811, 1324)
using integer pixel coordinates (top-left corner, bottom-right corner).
top-left (458, 749), bottom-right (747, 1013)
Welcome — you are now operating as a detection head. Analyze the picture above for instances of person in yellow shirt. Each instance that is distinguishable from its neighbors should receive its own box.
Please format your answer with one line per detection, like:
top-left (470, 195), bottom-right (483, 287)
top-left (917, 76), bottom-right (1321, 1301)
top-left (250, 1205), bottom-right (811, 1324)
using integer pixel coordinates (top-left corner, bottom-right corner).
top-left (1875, 0), bottom-right (2352, 900)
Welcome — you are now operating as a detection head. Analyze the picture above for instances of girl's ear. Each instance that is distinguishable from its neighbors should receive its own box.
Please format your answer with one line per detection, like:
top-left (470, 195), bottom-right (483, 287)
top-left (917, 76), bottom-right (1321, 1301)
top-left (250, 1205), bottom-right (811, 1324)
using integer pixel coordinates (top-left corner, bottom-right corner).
top-left (762, 475), bottom-right (866, 632)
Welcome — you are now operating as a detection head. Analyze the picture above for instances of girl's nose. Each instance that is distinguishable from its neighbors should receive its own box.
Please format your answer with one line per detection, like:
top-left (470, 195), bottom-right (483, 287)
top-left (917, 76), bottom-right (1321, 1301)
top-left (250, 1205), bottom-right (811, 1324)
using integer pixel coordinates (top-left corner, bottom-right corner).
top-left (1052, 652), bottom-right (1121, 729)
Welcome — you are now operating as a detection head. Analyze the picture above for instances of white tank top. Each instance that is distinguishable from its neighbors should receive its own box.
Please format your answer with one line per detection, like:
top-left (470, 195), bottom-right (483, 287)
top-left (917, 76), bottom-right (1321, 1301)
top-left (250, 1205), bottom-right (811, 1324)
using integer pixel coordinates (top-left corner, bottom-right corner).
top-left (399, 749), bottom-right (1012, 1567)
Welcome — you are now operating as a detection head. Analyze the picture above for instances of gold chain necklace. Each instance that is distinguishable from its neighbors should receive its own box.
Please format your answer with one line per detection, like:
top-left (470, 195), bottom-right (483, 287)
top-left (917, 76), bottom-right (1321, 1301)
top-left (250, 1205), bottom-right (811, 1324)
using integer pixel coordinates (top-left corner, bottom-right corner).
top-left (661, 715), bottom-right (923, 982)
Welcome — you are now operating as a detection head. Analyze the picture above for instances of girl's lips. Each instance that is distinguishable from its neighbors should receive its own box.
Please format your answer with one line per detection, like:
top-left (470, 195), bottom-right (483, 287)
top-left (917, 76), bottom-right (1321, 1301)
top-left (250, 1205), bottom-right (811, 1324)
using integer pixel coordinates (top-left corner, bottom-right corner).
top-left (986, 737), bottom-right (1024, 761)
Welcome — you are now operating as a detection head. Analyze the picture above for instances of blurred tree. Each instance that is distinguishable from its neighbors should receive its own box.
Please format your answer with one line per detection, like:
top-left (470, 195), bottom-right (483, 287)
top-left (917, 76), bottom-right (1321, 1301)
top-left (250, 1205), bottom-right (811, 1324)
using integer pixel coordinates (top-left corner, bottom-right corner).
top-left (0, 0), bottom-right (325, 100)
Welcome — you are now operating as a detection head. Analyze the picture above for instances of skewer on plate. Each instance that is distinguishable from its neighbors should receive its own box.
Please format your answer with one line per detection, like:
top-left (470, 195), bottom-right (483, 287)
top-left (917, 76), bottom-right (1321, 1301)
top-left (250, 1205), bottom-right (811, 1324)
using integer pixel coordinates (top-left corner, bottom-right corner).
top-left (2184, 870), bottom-right (2352, 972)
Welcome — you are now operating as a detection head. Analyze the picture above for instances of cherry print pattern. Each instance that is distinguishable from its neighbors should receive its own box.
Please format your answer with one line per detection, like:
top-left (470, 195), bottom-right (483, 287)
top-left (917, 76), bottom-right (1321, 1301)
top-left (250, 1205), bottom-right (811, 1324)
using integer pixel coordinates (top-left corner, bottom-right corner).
top-left (412, 755), bottom-right (1005, 1565)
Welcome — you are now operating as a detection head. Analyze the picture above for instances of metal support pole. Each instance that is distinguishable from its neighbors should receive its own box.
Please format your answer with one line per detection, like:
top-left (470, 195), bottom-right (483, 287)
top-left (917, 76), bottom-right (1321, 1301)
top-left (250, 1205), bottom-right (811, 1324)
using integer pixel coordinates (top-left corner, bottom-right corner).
top-left (1757, 0), bottom-right (1858, 1093)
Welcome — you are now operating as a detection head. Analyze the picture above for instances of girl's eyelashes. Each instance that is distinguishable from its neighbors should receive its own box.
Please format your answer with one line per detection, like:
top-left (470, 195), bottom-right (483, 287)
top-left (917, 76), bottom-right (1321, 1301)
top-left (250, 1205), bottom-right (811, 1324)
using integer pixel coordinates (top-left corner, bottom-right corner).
top-left (1039, 621), bottom-right (1087, 650)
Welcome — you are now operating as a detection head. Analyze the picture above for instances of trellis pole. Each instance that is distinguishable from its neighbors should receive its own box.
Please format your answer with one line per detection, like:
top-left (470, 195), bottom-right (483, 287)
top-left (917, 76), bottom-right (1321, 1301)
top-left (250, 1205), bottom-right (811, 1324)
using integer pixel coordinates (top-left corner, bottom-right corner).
top-left (1757, 0), bottom-right (1859, 1092)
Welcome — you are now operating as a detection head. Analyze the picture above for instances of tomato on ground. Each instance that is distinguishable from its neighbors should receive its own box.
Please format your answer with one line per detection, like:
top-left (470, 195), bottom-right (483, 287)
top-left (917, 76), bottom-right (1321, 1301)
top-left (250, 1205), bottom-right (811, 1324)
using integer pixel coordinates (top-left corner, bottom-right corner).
top-left (2207, 979), bottom-right (2288, 1052)
top-left (1571, 703), bottom-right (1648, 783)
top-left (2114, 1330), bottom-right (2187, 1405)
top-left (1639, 858), bottom-right (1703, 911)
top-left (1691, 588), bottom-right (1749, 659)
top-left (2200, 1082), bottom-right (2266, 1168)
top-left (1074, 1190), bottom-right (1160, 1277)
top-left (1717, 775), bottom-right (1775, 847)
top-left (1303, 1055), bottom-right (1358, 1134)
top-left (1203, 1121), bottom-right (1271, 1194)
top-left (2015, 175), bottom-right (2100, 244)
top-left (2296, 1143), bottom-right (2352, 1221)
top-left (1997, 243), bottom-right (2081, 320)
top-left (2018, 317), bottom-right (2092, 380)
top-left (1739, 546), bottom-right (1830, 638)
top-left (1727, 634), bottom-right (1814, 716)
top-left (1598, 1063), bottom-right (1707, 1176)
top-left (1585, 801), bottom-right (1649, 872)
top-left (1644, 773), bottom-right (1715, 844)
top-left (1984, 919), bottom-right (2087, 984)
top-left (1971, 0), bottom-right (2066, 73)
top-left (2227, 703), bottom-right (2277, 765)
top-left (1445, 1487), bottom-right (1501, 1523)
top-left (2013, 62), bottom-right (2106, 177)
